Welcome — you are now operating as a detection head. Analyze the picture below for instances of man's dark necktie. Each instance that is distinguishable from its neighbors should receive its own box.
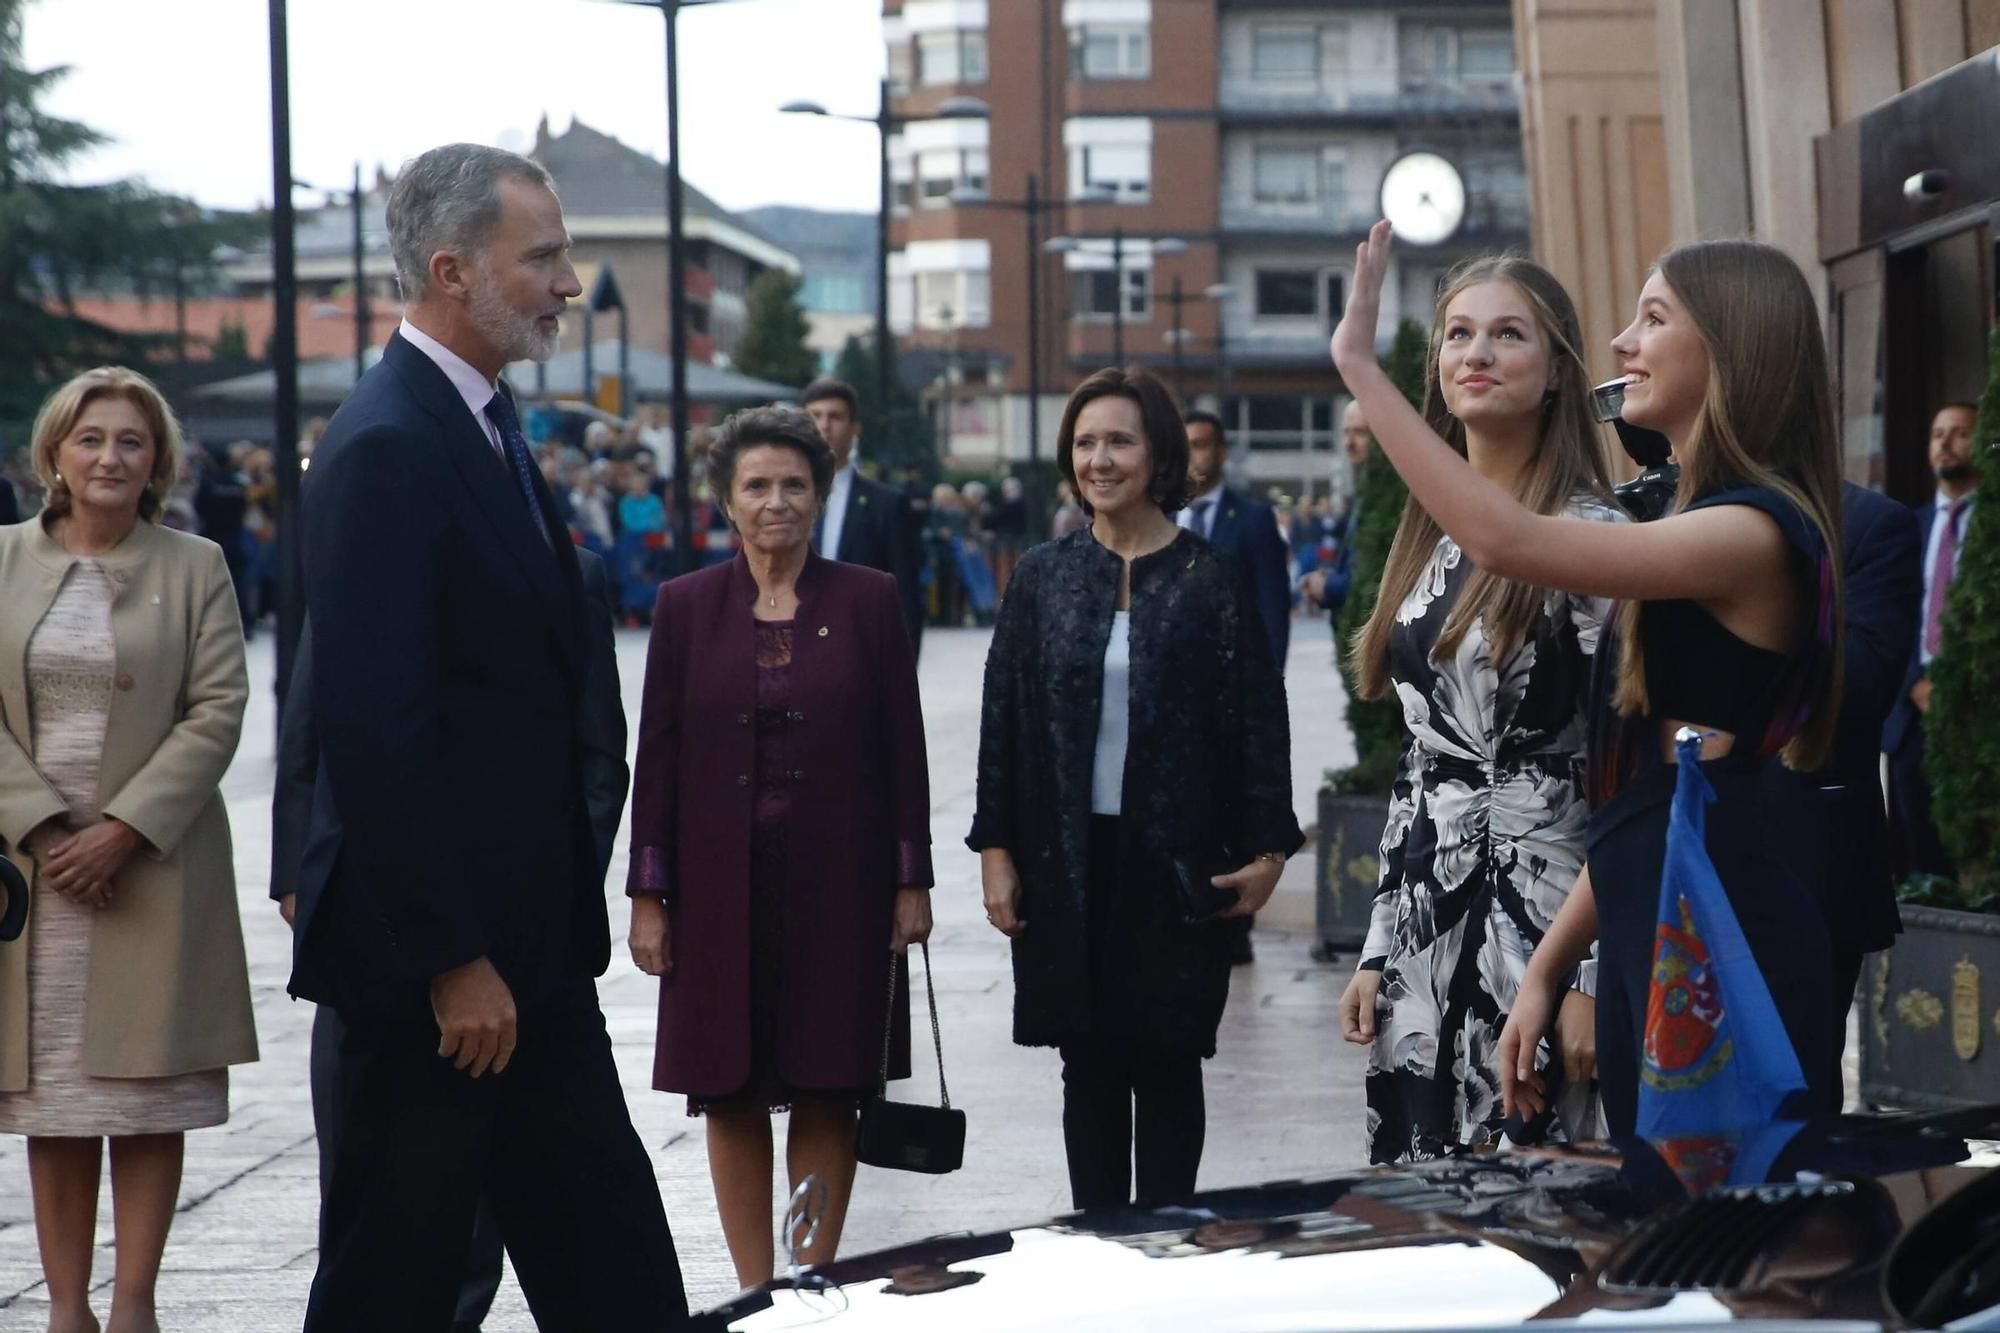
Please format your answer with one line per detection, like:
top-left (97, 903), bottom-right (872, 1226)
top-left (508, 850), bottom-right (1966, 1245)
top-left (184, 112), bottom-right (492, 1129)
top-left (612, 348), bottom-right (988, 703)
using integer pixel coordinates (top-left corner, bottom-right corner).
top-left (484, 389), bottom-right (552, 550)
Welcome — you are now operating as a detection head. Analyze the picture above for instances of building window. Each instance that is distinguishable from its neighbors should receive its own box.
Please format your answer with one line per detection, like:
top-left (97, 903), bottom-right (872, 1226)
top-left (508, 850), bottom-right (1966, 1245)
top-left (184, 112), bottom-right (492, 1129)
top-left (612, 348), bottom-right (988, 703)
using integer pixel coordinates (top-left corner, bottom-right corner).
top-left (1073, 268), bottom-right (1149, 319)
top-left (917, 148), bottom-right (989, 208)
top-left (800, 272), bottom-right (868, 315)
top-left (1458, 30), bottom-right (1513, 77)
top-left (917, 30), bottom-right (988, 86)
top-left (1251, 25), bottom-right (1318, 78)
top-left (1252, 146), bottom-right (1318, 205)
top-left (1071, 24), bottom-right (1149, 80)
top-left (1072, 143), bottom-right (1150, 202)
top-left (915, 270), bottom-right (991, 329)
top-left (887, 40), bottom-right (914, 96)
top-left (892, 180), bottom-right (915, 212)
top-left (1255, 270), bottom-right (1319, 319)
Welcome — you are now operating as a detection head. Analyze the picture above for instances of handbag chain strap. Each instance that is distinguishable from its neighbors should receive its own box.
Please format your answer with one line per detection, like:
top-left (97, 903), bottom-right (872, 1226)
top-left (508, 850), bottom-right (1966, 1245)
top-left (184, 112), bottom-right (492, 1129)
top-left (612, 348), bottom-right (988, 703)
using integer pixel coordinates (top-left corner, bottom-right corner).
top-left (875, 941), bottom-right (951, 1109)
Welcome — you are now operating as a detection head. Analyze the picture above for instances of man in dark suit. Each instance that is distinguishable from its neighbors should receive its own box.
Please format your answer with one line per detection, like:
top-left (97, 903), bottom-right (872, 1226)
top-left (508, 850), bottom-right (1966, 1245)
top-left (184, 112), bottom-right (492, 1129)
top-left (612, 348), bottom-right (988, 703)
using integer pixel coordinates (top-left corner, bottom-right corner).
top-left (802, 378), bottom-right (926, 656)
top-left (1181, 409), bottom-right (1293, 964)
top-left (273, 551), bottom-right (628, 1331)
top-left (0, 474), bottom-right (19, 525)
top-left (1799, 484), bottom-right (1922, 1095)
top-left (293, 143), bottom-right (684, 1328)
top-left (1885, 402), bottom-right (1980, 882)
top-left (1181, 410), bottom-right (1292, 670)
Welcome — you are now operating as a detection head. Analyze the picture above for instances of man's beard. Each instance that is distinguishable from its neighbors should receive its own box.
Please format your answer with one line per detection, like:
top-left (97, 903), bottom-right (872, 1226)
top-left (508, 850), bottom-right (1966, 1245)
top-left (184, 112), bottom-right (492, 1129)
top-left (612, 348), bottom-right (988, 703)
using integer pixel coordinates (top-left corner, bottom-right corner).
top-left (1938, 461), bottom-right (1977, 484)
top-left (470, 274), bottom-right (560, 363)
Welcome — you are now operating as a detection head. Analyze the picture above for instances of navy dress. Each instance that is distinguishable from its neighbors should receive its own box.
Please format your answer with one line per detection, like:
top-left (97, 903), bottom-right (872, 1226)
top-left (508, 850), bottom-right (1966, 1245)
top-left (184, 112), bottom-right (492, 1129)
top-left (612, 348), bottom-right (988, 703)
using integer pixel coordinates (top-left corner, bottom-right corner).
top-left (1585, 485), bottom-right (1840, 1139)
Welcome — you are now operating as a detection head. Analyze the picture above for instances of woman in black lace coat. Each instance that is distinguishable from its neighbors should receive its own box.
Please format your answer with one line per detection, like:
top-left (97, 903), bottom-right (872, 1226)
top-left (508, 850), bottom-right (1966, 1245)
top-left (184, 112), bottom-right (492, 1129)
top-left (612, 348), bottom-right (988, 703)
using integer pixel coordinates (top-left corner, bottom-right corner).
top-left (968, 367), bottom-right (1304, 1209)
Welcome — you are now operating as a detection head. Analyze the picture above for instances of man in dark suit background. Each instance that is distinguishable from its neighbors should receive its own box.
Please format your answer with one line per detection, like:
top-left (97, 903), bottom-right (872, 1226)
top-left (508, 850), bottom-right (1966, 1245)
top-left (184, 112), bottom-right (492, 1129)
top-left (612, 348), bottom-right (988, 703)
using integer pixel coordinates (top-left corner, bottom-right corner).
top-left (294, 143), bottom-right (683, 1327)
top-left (1794, 483), bottom-right (1922, 1096)
top-left (1181, 409), bottom-right (1293, 964)
top-left (802, 378), bottom-right (926, 656)
top-left (1181, 410), bottom-right (1292, 670)
top-left (1885, 402), bottom-right (1980, 882)
top-left (0, 473), bottom-right (19, 524)
top-left (273, 551), bottom-right (628, 1331)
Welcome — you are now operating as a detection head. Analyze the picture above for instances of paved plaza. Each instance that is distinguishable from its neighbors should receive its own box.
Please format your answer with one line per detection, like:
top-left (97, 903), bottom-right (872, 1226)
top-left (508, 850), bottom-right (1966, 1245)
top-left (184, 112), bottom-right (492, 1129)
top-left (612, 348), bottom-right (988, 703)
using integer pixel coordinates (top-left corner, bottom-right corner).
top-left (0, 619), bottom-right (1369, 1329)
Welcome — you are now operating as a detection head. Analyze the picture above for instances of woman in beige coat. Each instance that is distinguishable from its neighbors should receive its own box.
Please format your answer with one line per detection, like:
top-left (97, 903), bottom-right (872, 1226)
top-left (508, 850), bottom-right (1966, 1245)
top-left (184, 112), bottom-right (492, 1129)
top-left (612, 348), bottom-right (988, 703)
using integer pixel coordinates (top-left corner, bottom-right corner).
top-left (0, 367), bottom-right (257, 1333)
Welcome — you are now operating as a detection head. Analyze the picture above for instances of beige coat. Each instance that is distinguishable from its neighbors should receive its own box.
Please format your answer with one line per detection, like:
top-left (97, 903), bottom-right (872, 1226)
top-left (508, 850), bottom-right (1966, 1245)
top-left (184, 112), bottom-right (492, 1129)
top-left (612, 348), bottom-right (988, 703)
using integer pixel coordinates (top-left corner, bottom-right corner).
top-left (0, 517), bottom-right (258, 1088)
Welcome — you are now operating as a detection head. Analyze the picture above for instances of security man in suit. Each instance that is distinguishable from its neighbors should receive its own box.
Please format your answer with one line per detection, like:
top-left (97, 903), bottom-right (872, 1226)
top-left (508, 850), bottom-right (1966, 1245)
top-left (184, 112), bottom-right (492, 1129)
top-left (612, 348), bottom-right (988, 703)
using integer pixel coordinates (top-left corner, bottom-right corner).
top-left (1181, 409), bottom-right (1294, 964)
top-left (292, 143), bottom-right (684, 1328)
top-left (802, 378), bottom-right (926, 657)
top-left (1885, 402), bottom-right (1980, 882)
top-left (273, 549), bottom-right (628, 1331)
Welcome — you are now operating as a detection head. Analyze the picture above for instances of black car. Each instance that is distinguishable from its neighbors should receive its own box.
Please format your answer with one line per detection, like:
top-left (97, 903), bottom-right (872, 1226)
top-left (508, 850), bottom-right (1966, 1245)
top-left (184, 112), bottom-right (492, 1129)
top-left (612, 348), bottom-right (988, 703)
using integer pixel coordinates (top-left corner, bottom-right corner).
top-left (693, 1112), bottom-right (2000, 1331)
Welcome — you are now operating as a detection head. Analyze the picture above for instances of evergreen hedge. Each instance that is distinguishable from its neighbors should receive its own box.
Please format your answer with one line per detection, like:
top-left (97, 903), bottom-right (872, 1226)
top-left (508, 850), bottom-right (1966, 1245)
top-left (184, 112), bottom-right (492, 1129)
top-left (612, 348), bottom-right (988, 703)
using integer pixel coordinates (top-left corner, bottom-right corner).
top-left (1327, 318), bottom-right (1427, 794)
top-left (1925, 321), bottom-right (2000, 900)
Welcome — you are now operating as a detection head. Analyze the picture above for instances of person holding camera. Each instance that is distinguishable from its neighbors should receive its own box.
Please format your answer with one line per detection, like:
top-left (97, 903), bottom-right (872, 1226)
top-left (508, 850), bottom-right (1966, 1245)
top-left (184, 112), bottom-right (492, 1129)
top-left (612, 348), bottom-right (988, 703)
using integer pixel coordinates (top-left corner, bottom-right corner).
top-left (969, 367), bottom-right (1303, 1210)
top-left (1333, 257), bottom-right (1622, 1162)
top-left (1333, 224), bottom-right (1847, 1143)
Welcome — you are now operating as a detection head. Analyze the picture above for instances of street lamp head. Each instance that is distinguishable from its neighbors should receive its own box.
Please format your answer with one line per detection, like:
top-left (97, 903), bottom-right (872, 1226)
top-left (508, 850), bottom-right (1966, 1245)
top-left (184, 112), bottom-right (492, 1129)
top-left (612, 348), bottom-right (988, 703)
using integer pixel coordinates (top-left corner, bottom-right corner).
top-left (1203, 283), bottom-right (1234, 301)
top-left (779, 99), bottom-right (829, 116)
top-left (934, 96), bottom-right (991, 119)
top-left (1042, 236), bottom-right (1080, 255)
top-left (1073, 184), bottom-right (1118, 205)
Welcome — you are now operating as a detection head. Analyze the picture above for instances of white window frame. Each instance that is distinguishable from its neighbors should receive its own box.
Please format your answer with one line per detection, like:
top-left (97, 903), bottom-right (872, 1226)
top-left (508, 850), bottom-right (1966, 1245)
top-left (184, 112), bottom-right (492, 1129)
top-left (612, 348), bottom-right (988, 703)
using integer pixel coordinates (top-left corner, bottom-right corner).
top-left (1071, 23), bottom-right (1151, 80)
top-left (1072, 267), bottom-right (1150, 320)
top-left (1064, 118), bottom-right (1152, 203)
top-left (1252, 145), bottom-right (1320, 207)
top-left (1251, 23), bottom-right (1319, 79)
top-left (916, 29), bottom-right (988, 86)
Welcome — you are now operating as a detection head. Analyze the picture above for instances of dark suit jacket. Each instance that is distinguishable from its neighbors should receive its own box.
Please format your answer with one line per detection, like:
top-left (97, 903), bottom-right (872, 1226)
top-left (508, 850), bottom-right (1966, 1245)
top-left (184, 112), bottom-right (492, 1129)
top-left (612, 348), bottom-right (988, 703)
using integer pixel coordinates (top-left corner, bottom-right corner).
top-left (0, 479), bottom-right (18, 526)
top-left (833, 468), bottom-right (925, 657)
top-left (627, 554), bottom-right (932, 1095)
top-left (1798, 482), bottom-right (1922, 957)
top-left (273, 551), bottom-right (629, 906)
top-left (1199, 487), bottom-right (1291, 668)
top-left (292, 332), bottom-right (600, 1015)
top-left (1883, 496), bottom-right (1945, 756)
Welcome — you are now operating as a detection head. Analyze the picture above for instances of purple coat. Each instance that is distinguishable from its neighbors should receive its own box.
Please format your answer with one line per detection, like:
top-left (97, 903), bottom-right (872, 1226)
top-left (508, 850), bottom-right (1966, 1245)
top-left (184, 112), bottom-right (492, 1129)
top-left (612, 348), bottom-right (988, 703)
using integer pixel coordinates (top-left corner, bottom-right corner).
top-left (628, 553), bottom-right (933, 1097)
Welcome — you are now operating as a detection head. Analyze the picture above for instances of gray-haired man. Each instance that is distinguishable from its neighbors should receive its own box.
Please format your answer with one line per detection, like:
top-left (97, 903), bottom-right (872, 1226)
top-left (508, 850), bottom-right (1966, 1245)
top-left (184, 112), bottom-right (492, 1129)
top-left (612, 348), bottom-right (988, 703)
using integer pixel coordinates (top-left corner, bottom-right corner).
top-left (291, 143), bottom-right (687, 1328)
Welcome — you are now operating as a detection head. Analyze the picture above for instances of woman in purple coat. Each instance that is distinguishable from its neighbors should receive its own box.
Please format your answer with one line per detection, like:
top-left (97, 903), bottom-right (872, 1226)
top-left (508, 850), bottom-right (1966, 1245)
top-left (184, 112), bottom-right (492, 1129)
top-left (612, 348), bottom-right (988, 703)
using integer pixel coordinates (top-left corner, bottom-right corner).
top-left (626, 407), bottom-right (935, 1288)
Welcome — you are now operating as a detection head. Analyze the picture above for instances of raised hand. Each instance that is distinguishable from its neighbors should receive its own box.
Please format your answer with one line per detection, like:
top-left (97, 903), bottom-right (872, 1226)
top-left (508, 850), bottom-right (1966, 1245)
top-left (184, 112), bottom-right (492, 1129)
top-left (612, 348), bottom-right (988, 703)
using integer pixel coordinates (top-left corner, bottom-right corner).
top-left (1330, 220), bottom-right (1395, 377)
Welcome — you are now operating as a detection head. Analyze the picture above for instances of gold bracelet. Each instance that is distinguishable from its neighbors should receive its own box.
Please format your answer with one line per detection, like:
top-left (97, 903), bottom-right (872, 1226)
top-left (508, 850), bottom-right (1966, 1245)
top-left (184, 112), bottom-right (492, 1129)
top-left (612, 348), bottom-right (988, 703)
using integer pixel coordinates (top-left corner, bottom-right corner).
top-left (1255, 852), bottom-right (1287, 865)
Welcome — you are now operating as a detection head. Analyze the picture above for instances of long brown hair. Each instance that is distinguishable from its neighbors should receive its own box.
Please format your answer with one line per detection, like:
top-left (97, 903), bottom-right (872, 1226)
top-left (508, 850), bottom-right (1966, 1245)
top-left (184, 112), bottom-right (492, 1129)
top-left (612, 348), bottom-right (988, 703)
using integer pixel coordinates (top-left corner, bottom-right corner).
top-left (1351, 256), bottom-right (1614, 700)
top-left (1608, 241), bottom-right (1845, 773)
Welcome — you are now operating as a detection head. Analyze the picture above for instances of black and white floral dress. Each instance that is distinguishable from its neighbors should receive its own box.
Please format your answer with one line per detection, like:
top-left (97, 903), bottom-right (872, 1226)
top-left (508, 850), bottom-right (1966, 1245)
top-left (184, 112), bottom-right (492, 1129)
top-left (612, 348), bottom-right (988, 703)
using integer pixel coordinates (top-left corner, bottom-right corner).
top-left (1361, 498), bottom-right (1625, 1163)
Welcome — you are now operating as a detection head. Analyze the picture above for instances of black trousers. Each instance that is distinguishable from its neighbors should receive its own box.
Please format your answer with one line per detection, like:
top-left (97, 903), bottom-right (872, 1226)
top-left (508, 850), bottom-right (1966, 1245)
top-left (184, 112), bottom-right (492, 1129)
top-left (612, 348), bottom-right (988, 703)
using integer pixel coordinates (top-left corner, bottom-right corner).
top-left (1058, 1038), bottom-right (1205, 1210)
top-left (304, 982), bottom-right (686, 1332)
top-left (310, 1006), bottom-right (503, 1329)
top-left (1888, 731), bottom-right (1956, 880)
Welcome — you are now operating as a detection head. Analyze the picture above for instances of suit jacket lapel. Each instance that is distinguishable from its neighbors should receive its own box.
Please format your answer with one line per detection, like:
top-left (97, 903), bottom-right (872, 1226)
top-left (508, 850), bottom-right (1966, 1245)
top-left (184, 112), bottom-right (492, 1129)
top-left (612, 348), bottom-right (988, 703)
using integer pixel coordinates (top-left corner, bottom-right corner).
top-left (383, 337), bottom-right (568, 623)
top-left (835, 475), bottom-right (867, 562)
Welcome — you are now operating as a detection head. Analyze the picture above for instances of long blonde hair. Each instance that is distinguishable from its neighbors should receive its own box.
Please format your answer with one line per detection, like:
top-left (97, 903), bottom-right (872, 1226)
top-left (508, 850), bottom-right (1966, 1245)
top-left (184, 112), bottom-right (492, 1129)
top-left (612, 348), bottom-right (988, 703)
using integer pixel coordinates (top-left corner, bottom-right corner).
top-left (1608, 241), bottom-right (1845, 773)
top-left (1351, 256), bottom-right (1614, 700)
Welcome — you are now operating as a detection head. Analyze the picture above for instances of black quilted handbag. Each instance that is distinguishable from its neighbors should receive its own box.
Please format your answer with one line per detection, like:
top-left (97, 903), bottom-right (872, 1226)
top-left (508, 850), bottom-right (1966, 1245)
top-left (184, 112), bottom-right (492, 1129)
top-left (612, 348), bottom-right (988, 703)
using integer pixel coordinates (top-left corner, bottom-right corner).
top-left (855, 942), bottom-right (964, 1174)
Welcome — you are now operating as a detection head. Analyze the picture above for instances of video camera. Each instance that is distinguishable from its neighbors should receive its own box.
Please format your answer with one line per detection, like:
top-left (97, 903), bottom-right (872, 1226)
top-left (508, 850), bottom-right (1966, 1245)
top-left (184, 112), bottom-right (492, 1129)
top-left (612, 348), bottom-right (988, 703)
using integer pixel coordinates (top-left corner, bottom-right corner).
top-left (1593, 378), bottom-right (1679, 522)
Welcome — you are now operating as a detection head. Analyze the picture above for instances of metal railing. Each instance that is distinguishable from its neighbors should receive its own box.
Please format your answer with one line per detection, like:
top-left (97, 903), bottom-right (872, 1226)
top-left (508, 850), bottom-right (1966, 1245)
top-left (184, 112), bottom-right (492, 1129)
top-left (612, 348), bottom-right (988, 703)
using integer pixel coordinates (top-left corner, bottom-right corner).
top-left (1217, 74), bottom-right (1519, 118)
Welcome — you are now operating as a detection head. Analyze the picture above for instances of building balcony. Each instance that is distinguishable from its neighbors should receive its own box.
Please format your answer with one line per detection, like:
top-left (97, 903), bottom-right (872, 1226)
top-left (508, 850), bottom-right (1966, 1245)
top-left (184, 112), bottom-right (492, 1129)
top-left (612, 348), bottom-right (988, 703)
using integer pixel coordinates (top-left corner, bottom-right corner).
top-left (1217, 75), bottom-right (1520, 125)
top-left (1220, 192), bottom-right (1529, 240)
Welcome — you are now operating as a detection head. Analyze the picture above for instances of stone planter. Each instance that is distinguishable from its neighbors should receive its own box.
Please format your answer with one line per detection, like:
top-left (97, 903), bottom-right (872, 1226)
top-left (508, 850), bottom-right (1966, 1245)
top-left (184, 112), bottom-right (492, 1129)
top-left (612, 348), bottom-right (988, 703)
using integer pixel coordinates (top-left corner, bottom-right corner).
top-left (1860, 905), bottom-right (2000, 1109)
top-left (1311, 787), bottom-right (1390, 962)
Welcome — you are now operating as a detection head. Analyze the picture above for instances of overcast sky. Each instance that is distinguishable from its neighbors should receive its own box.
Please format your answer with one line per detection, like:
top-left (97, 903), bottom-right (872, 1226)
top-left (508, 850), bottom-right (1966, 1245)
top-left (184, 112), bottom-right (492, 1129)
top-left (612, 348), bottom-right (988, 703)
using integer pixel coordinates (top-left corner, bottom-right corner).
top-left (22, 0), bottom-right (885, 215)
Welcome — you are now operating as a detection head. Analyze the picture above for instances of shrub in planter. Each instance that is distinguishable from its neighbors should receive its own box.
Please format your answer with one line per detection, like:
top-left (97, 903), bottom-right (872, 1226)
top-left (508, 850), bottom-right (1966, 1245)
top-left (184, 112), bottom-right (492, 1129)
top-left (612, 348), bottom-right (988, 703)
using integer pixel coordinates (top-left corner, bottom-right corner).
top-left (1861, 322), bottom-right (2000, 1108)
top-left (1315, 319), bottom-right (1425, 955)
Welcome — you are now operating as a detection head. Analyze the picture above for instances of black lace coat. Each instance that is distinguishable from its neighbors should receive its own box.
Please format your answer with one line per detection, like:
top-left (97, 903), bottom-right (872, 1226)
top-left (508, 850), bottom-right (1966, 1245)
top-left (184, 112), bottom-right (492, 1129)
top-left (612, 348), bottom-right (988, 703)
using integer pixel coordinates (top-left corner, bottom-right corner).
top-left (967, 528), bottom-right (1304, 1057)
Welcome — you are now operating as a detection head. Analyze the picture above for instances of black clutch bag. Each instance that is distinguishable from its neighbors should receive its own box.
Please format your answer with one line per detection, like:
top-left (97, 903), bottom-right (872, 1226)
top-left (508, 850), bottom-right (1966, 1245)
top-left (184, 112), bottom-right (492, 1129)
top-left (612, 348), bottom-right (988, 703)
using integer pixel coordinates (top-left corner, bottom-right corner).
top-left (0, 851), bottom-right (27, 943)
top-left (1170, 848), bottom-right (1241, 925)
top-left (856, 941), bottom-right (965, 1175)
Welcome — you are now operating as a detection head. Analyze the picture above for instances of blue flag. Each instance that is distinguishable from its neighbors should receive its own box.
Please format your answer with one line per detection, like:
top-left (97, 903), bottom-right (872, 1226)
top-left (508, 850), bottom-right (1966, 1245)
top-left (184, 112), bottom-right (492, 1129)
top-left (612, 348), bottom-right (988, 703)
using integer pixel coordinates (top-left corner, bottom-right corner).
top-left (1637, 730), bottom-right (1808, 1193)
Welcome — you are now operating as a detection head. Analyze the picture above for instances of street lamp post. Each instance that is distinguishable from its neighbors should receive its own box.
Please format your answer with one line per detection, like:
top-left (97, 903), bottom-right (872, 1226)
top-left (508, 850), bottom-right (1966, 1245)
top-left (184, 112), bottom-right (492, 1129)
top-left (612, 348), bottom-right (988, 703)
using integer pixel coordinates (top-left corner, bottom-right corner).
top-left (267, 0), bottom-right (303, 710)
top-left (779, 91), bottom-right (985, 470)
top-left (1163, 275), bottom-right (1187, 396)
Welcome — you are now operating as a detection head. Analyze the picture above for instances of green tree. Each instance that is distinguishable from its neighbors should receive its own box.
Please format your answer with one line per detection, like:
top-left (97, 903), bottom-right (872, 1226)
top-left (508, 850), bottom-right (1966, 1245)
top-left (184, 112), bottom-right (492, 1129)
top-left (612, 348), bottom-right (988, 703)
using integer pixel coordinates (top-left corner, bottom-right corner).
top-left (1328, 318), bottom-right (1427, 793)
top-left (0, 1), bottom-right (250, 436)
top-left (733, 269), bottom-right (818, 390)
top-left (1926, 322), bottom-right (2000, 898)
top-left (212, 318), bottom-right (248, 362)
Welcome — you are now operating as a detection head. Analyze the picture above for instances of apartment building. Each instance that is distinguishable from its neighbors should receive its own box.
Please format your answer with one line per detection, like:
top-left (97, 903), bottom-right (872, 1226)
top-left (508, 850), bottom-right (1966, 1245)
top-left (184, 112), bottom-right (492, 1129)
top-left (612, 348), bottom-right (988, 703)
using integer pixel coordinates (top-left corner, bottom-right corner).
top-left (883, 0), bottom-right (1528, 493)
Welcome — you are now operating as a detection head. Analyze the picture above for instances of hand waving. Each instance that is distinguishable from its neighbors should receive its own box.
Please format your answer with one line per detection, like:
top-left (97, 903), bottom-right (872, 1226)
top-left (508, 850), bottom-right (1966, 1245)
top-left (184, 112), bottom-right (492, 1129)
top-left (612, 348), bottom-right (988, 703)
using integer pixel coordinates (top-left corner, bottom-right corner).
top-left (1330, 220), bottom-right (1395, 378)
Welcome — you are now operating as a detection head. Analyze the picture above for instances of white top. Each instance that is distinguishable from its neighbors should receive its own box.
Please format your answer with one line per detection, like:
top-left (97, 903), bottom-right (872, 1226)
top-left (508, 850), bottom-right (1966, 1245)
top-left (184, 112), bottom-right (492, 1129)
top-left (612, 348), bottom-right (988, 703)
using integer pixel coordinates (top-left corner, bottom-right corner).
top-left (1091, 612), bottom-right (1132, 816)
top-left (1920, 486), bottom-right (1977, 666)
top-left (821, 463), bottom-right (856, 559)
top-left (399, 318), bottom-right (503, 460)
